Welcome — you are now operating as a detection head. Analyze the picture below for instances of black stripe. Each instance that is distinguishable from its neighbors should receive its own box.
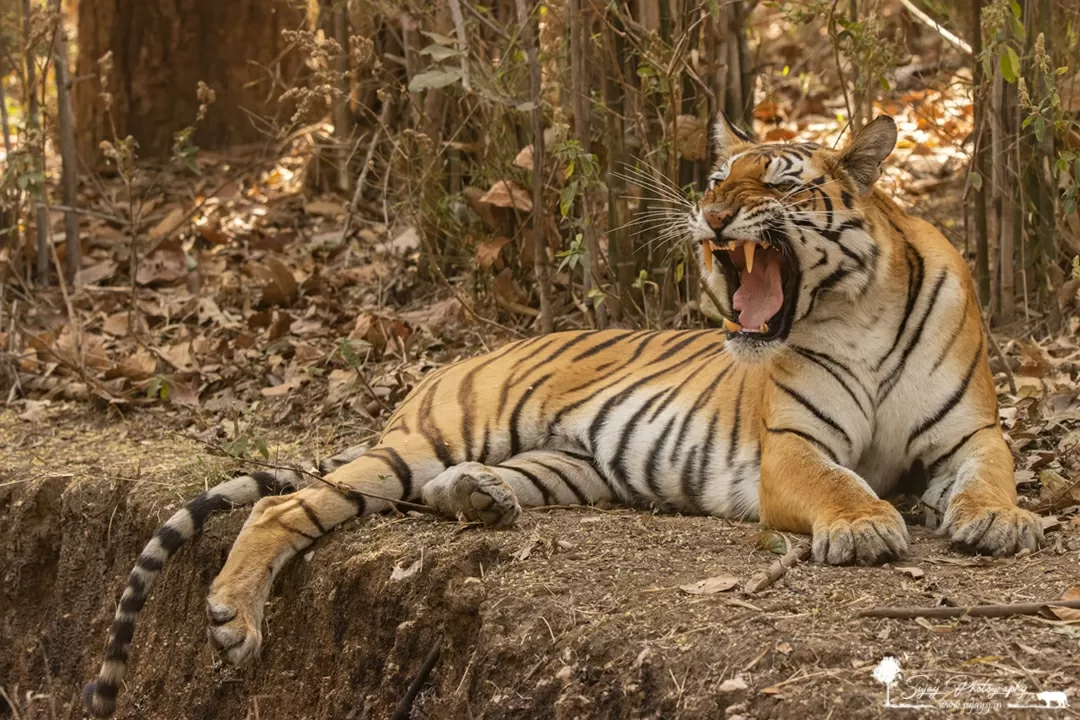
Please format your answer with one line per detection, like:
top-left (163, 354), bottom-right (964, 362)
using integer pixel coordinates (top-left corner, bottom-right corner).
top-left (678, 446), bottom-right (701, 510)
top-left (497, 334), bottom-right (587, 418)
top-left (587, 343), bottom-right (723, 454)
top-left (89, 680), bottom-right (119, 701)
top-left (278, 520), bottom-right (319, 540)
top-left (509, 373), bottom-right (553, 455)
top-left (119, 591), bottom-right (147, 614)
top-left (367, 447), bottom-right (414, 500)
top-left (727, 374), bottom-right (746, 466)
top-left (550, 333), bottom-right (667, 426)
top-left (927, 423), bottom-right (997, 475)
top-left (670, 363), bottom-right (735, 463)
top-left (690, 411), bottom-right (723, 510)
top-left (252, 470), bottom-right (287, 496)
top-left (344, 490), bottom-right (367, 514)
top-left (532, 460), bottom-right (590, 505)
top-left (877, 241), bottom-right (925, 370)
top-left (644, 416), bottom-right (677, 498)
top-left (297, 498), bottom-right (327, 535)
top-left (135, 554), bottom-right (163, 572)
top-left (416, 381), bottom-right (456, 470)
top-left (572, 330), bottom-right (638, 361)
top-left (792, 346), bottom-right (869, 418)
top-left (186, 493), bottom-right (234, 531)
top-left (610, 387), bottom-right (672, 488)
top-left (930, 308), bottom-right (970, 372)
top-left (879, 269), bottom-right (949, 402)
top-left (499, 465), bottom-right (555, 505)
top-left (154, 525), bottom-right (186, 555)
top-left (765, 426), bottom-right (839, 463)
top-left (772, 379), bottom-right (850, 446)
top-left (907, 340), bottom-right (984, 450)
top-left (458, 350), bottom-right (513, 461)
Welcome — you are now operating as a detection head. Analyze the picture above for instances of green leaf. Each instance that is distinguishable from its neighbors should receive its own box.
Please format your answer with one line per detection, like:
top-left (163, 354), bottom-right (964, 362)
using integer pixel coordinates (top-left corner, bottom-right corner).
top-left (559, 183), bottom-right (577, 218)
top-left (1009, 15), bottom-right (1025, 42)
top-left (968, 171), bottom-right (983, 191)
top-left (1074, 158), bottom-right (1080, 184)
top-left (1066, 196), bottom-right (1077, 217)
top-left (407, 68), bottom-right (462, 92)
top-left (1021, 114), bottom-right (1034, 129)
top-left (636, 66), bottom-right (656, 78)
top-left (879, 76), bottom-right (891, 91)
top-left (674, 260), bottom-right (685, 284)
top-left (254, 437), bottom-right (270, 459)
top-left (754, 531), bottom-right (788, 555)
top-left (1000, 47), bottom-right (1020, 84)
top-left (420, 44), bottom-right (461, 61)
top-left (1034, 116), bottom-right (1046, 142)
top-left (1009, 0), bottom-right (1021, 18)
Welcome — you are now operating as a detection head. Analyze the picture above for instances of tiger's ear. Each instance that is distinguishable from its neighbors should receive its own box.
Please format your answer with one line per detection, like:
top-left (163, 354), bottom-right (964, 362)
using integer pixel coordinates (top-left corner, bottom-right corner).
top-left (713, 111), bottom-right (754, 165)
top-left (839, 115), bottom-right (897, 194)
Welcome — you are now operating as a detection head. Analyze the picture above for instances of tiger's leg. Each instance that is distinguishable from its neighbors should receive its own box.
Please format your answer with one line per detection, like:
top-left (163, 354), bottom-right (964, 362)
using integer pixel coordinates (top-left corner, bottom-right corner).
top-left (759, 432), bottom-right (909, 565)
top-left (205, 442), bottom-right (439, 666)
top-left (925, 427), bottom-right (1042, 555)
top-left (421, 450), bottom-right (612, 526)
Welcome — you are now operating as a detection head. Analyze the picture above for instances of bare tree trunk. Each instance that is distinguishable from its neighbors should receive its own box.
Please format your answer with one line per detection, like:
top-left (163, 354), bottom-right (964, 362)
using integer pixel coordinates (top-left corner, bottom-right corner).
top-left (1036, 0), bottom-right (1059, 332)
top-left (601, 5), bottom-right (633, 321)
top-left (997, 61), bottom-right (1016, 322)
top-left (23, 0), bottom-right (50, 286)
top-left (51, 0), bottom-right (81, 284)
top-left (0, 33), bottom-right (15, 250)
top-left (327, 0), bottom-right (352, 193)
top-left (989, 56), bottom-right (1004, 318)
top-left (569, 0), bottom-right (605, 328)
top-left (516, 0), bottom-right (554, 333)
top-left (970, 0), bottom-right (991, 307)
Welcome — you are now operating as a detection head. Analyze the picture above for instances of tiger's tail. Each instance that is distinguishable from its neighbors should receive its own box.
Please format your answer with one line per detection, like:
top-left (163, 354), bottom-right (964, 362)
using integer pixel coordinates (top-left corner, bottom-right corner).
top-left (83, 469), bottom-right (301, 717)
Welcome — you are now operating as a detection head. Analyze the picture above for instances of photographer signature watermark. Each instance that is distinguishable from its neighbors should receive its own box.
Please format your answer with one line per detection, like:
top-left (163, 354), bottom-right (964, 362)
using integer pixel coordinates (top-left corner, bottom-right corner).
top-left (873, 656), bottom-right (1070, 712)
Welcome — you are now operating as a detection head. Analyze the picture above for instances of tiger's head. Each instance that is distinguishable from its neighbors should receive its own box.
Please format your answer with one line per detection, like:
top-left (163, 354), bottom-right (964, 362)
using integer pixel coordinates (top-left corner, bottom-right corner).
top-left (690, 114), bottom-right (897, 356)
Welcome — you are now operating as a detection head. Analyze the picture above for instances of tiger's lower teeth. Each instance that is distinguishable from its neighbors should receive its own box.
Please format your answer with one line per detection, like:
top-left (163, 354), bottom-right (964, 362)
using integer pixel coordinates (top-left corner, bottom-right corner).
top-left (723, 319), bottom-right (742, 333)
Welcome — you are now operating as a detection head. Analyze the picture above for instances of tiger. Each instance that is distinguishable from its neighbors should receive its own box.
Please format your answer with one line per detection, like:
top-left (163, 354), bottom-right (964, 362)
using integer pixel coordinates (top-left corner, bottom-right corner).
top-left (84, 114), bottom-right (1042, 717)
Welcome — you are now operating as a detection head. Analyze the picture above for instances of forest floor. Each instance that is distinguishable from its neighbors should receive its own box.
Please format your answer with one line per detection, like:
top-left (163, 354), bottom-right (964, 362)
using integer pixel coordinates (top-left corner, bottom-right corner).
top-left (2, 404), bottom-right (1080, 720)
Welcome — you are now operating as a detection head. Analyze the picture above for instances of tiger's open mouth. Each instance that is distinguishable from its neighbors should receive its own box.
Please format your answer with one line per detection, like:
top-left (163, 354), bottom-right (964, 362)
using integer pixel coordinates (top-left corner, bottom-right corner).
top-left (704, 231), bottom-right (799, 342)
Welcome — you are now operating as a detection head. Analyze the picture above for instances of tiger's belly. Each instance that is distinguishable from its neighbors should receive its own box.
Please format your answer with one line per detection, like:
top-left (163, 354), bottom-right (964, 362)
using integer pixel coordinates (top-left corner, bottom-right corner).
top-left (553, 372), bottom-right (765, 520)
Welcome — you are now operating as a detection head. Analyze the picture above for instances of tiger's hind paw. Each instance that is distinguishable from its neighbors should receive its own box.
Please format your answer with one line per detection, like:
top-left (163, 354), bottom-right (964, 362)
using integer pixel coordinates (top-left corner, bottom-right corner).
top-left (942, 500), bottom-right (1043, 556)
top-left (206, 595), bottom-right (263, 666)
top-left (422, 462), bottom-right (522, 528)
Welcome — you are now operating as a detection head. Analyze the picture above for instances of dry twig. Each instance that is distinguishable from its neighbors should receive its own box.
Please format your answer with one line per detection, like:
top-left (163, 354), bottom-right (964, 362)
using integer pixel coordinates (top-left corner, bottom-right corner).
top-left (744, 541), bottom-right (811, 594)
top-left (858, 599), bottom-right (1080, 620)
top-left (390, 636), bottom-right (443, 720)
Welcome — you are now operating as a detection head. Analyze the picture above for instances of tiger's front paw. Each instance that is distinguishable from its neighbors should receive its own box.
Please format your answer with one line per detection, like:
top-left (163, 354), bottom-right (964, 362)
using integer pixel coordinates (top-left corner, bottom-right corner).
top-left (942, 499), bottom-right (1042, 556)
top-left (812, 501), bottom-right (909, 565)
top-left (206, 589), bottom-right (263, 666)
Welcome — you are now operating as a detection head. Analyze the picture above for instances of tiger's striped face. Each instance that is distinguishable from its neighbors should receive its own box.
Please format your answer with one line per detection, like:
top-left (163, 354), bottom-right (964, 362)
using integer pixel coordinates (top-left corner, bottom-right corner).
top-left (690, 116), bottom-right (896, 356)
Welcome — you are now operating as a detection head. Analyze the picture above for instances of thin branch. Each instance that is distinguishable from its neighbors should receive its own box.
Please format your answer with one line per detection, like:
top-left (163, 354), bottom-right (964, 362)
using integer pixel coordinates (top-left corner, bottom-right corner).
top-left (982, 311), bottom-right (1017, 394)
top-left (899, 0), bottom-right (973, 55)
top-left (744, 541), bottom-right (811, 594)
top-left (390, 636), bottom-right (443, 720)
top-left (858, 599), bottom-right (1080, 620)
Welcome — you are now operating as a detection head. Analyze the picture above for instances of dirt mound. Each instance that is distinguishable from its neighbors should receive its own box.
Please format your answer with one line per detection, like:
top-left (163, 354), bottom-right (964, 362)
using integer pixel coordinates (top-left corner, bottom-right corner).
top-left (2, 411), bottom-right (1079, 719)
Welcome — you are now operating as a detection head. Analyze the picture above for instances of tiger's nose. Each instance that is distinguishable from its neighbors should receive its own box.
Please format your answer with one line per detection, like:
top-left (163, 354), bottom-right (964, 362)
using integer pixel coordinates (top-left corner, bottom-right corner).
top-left (702, 206), bottom-right (735, 228)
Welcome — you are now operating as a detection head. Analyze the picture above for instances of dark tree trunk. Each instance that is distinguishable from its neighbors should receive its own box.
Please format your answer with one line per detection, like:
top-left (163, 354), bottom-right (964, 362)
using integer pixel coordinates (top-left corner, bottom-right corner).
top-left (73, 0), bottom-right (306, 161)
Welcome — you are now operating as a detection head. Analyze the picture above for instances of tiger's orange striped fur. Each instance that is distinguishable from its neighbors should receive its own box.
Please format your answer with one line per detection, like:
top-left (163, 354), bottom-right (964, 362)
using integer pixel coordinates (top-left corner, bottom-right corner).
top-left (84, 115), bottom-right (1041, 717)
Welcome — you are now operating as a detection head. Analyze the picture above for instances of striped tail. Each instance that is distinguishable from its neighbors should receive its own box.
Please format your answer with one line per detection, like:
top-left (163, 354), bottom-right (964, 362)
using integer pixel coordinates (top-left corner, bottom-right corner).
top-left (83, 469), bottom-right (301, 717)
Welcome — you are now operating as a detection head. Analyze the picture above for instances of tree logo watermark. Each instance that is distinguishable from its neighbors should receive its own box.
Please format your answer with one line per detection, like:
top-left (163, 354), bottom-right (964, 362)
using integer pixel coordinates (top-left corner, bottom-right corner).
top-left (873, 656), bottom-right (1070, 712)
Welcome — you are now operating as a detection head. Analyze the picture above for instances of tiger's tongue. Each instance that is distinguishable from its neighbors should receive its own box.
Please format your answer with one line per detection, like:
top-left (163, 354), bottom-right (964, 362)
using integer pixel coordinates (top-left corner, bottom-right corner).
top-left (732, 254), bottom-right (783, 330)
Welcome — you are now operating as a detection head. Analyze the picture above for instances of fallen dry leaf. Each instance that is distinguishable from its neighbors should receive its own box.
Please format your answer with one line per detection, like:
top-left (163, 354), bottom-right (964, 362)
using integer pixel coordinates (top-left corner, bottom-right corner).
top-left (18, 400), bottom-right (49, 423)
top-left (252, 257), bottom-right (299, 307)
top-left (261, 378), bottom-right (302, 398)
top-left (148, 206), bottom-right (187, 242)
top-left (304, 199), bottom-right (344, 218)
top-left (1050, 587), bottom-right (1080, 622)
top-left (476, 235), bottom-right (512, 269)
top-left (479, 179), bottom-right (533, 212)
top-left (679, 575), bottom-right (739, 595)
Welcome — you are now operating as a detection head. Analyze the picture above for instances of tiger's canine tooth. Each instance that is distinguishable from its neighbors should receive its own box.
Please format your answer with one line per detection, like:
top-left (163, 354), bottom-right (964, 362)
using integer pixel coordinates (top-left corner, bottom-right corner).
top-left (723, 318), bottom-right (743, 333)
top-left (703, 239), bottom-right (714, 272)
top-left (744, 242), bottom-right (756, 274)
